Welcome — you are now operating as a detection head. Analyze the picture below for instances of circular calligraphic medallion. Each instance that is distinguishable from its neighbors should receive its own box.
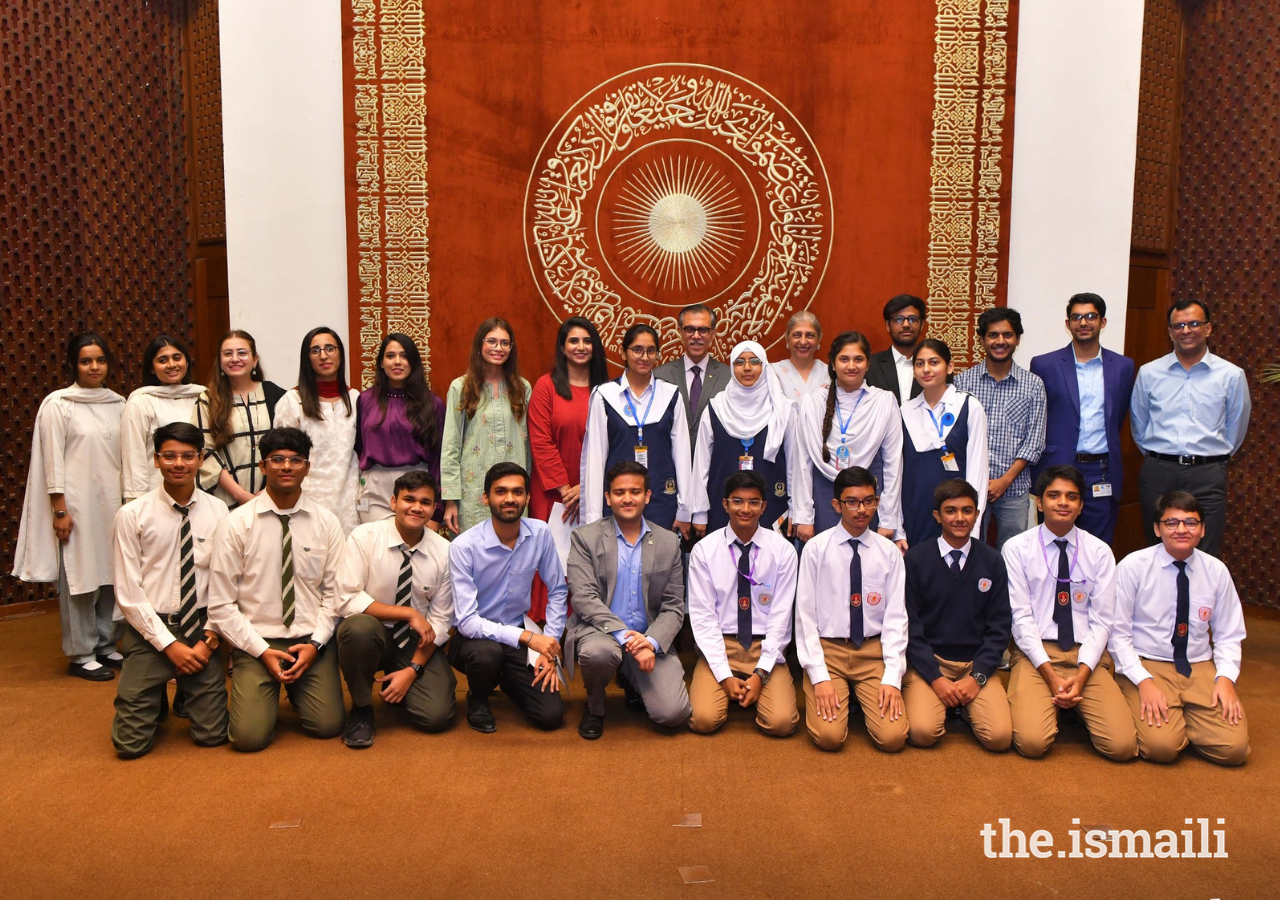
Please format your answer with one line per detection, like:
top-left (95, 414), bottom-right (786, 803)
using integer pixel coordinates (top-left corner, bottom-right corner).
top-left (524, 63), bottom-right (831, 359)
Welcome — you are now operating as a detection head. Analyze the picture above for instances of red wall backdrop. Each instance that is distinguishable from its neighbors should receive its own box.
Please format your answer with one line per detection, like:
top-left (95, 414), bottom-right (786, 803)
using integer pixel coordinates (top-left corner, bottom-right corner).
top-left (343, 0), bottom-right (1017, 390)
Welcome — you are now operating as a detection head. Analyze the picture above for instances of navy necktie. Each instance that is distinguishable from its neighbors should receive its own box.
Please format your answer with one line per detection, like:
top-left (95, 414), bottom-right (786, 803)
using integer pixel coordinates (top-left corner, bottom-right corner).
top-left (948, 549), bottom-right (963, 573)
top-left (735, 540), bottom-right (753, 650)
top-left (1053, 539), bottom-right (1075, 650)
top-left (848, 539), bottom-right (864, 647)
top-left (1173, 560), bottom-right (1191, 676)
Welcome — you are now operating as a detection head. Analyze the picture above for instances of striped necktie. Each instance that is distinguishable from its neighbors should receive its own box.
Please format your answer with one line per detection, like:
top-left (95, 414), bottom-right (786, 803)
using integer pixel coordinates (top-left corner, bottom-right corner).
top-left (390, 548), bottom-right (414, 650)
top-left (278, 513), bottom-right (296, 628)
top-left (174, 504), bottom-right (201, 641)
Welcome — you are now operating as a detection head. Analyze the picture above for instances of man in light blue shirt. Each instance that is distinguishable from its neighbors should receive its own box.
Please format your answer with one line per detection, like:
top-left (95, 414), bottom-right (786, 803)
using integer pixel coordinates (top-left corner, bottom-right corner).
top-left (564, 460), bottom-right (691, 739)
top-left (447, 462), bottom-right (567, 733)
top-left (1131, 299), bottom-right (1251, 556)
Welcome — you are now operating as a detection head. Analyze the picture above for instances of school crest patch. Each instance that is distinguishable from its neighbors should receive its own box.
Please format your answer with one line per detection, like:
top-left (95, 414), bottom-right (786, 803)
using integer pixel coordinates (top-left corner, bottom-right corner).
top-left (867, 592), bottom-right (882, 606)
top-left (978, 578), bottom-right (992, 593)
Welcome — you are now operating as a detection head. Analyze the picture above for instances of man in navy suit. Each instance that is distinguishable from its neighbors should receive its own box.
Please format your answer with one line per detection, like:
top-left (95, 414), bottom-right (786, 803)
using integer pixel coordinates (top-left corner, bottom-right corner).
top-left (1029, 293), bottom-right (1135, 544)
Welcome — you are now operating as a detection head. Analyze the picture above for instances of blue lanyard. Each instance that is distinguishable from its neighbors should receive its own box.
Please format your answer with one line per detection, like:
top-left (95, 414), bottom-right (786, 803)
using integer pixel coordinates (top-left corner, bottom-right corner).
top-left (622, 381), bottom-right (656, 444)
top-left (926, 402), bottom-right (955, 451)
top-left (833, 389), bottom-right (865, 444)
top-left (741, 437), bottom-right (755, 455)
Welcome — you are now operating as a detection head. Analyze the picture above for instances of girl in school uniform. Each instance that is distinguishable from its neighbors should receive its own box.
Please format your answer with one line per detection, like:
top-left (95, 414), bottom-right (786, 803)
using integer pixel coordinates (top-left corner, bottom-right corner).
top-left (274, 326), bottom-right (361, 533)
top-left (580, 323), bottom-right (693, 535)
top-left (771, 311), bottom-right (830, 400)
top-left (120, 334), bottom-right (205, 501)
top-left (690, 340), bottom-right (797, 533)
top-left (791, 331), bottom-right (904, 543)
top-left (899, 338), bottom-right (989, 546)
top-left (14, 333), bottom-right (126, 680)
top-left (355, 333), bottom-right (445, 527)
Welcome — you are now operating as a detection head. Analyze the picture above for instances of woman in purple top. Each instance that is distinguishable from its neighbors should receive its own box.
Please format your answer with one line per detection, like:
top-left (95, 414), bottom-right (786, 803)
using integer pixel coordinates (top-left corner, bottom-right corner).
top-left (355, 333), bottom-right (445, 526)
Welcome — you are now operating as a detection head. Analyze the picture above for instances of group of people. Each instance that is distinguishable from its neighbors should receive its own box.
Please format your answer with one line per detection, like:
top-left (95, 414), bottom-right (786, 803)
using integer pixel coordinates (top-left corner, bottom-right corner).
top-left (10, 293), bottom-right (1251, 766)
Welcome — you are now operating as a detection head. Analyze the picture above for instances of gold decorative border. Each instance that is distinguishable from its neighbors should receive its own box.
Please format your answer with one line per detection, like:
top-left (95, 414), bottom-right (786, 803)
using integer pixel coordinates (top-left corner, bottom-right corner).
top-left (351, 0), bottom-right (431, 387)
top-left (928, 0), bottom-right (1009, 365)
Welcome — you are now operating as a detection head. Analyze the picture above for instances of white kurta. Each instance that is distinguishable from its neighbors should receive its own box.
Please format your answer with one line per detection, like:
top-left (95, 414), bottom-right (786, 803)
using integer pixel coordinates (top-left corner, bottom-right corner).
top-left (772, 359), bottom-right (830, 400)
top-left (13, 387), bottom-right (125, 594)
top-left (120, 384), bottom-right (205, 500)
top-left (273, 388), bottom-right (361, 533)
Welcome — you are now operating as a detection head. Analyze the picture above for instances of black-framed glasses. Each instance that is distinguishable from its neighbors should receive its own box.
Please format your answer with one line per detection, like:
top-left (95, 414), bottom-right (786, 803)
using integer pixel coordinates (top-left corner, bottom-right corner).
top-left (838, 497), bottom-right (879, 511)
top-left (681, 325), bottom-right (712, 337)
top-left (1160, 517), bottom-right (1202, 530)
top-left (1169, 321), bottom-right (1206, 332)
top-left (1069, 312), bottom-right (1101, 323)
top-left (890, 315), bottom-right (922, 326)
top-left (627, 346), bottom-right (659, 358)
top-left (308, 344), bottom-right (340, 357)
top-left (265, 455), bottom-right (309, 468)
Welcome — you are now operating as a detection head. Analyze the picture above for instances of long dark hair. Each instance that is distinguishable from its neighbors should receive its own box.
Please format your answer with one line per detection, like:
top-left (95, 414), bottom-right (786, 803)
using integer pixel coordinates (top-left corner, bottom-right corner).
top-left (820, 331), bottom-right (872, 463)
top-left (460, 317), bottom-right (526, 421)
top-left (66, 332), bottom-right (113, 384)
top-left (551, 316), bottom-right (608, 400)
top-left (141, 334), bottom-right (194, 387)
top-left (371, 333), bottom-right (439, 446)
top-left (297, 326), bottom-right (353, 420)
top-left (207, 329), bottom-right (265, 449)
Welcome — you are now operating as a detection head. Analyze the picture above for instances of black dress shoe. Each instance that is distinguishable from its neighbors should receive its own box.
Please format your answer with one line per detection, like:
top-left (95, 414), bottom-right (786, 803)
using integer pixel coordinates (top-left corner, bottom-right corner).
top-left (158, 688), bottom-right (170, 722)
top-left (67, 662), bottom-right (114, 682)
top-left (343, 705), bottom-right (376, 749)
top-left (578, 710), bottom-right (605, 740)
top-left (466, 692), bottom-right (496, 733)
top-left (172, 688), bottom-right (189, 719)
top-left (96, 653), bottom-right (124, 670)
top-left (617, 673), bottom-right (645, 713)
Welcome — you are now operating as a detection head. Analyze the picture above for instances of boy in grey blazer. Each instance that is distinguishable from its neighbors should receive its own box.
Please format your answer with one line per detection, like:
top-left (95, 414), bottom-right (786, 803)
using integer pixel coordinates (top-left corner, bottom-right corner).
top-left (565, 461), bottom-right (692, 739)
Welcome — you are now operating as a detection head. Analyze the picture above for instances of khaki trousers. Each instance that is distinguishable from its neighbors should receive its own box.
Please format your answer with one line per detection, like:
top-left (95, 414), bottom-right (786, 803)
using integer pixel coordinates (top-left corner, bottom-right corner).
top-left (802, 637), bottom-right (908, 752)
top-left (229, 639), bottom-right (345, 752)
top-left (1118, 659), bottom-right (1249, 766)
top-left (1008, 643), bottom-right (1137, 761)
top-left (902, 656), bottom-right (1012, 751)
top-left (689, 639), bottom-right (798, 737)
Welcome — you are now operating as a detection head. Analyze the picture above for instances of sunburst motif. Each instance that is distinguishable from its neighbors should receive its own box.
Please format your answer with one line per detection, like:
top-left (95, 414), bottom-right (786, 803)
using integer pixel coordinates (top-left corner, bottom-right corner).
top-left (612, 156), bottom-right (746, 290)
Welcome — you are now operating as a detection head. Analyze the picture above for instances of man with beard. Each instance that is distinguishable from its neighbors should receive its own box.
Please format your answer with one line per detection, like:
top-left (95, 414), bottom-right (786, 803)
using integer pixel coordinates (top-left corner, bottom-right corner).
top-left (865, 294), bottom-right (926, 405)
top-left (447, 462), bottom-right (567, 732)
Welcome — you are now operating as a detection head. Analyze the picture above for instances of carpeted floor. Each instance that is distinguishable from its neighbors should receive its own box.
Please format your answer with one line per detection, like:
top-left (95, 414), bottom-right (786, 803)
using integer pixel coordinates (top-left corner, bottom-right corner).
top-left (0, 608), bottom-right (1275, 899)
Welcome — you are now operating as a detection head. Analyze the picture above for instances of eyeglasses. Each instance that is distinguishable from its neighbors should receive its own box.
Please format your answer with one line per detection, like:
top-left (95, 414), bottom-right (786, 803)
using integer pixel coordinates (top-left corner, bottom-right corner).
top-left (1160, 517), bottom-right (1202, 530)
top-left (158, 451), bottom-right (201, 462)
top-left (265, 455), bottom-right (309, 468)
top-left (627, 346), bottom-right (659, 358)
top-left (726, 498), bottom-right (765, 510)
top-left (682, 326), bottom-right (712, 337)
top-left (221, 349), bottom-right (252, 360)
top-left (308, 344), bottom-right (340, 357)
top-left (838, 497), bottom-right (880, 511)
top-left (733, 357), bottom-right (763, 368)
top-left (890, 315), bottom-right (922, 326)
top-left (1069, 312), bottom-right (1101, 323)
top-left (483, 338), bottom-right (512, 349)
top-left (1169, 321), bottom-right (1206, 332)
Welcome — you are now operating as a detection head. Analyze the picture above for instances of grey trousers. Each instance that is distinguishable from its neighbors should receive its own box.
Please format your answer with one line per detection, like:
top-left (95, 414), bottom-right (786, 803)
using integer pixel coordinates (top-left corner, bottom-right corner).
top-left (336, 614), bottom-right (457, 732)
top-left (111, 624), bottom-right (228, 759)
top-left (229, 639), bottom-right (345, 752)
top-left (576, 629), bottom-right (692, 727)
top-left (57, 551), bottom-right (115, 663)
top-left (1139, 458), bottom-right (1227, 556)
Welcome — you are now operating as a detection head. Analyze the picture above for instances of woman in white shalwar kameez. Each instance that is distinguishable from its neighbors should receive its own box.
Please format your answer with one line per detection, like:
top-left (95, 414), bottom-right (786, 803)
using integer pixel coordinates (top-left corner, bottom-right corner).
top-left (13, 334), bottom-right (125, 680)
top-left (120, 335), bottom-right (205, 501)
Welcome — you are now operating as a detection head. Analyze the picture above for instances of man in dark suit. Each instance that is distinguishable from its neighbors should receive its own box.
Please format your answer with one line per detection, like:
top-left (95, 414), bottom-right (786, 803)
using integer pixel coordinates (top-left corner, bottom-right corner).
top-left (564, 461), bottom-right (692, 740)
top-left (865, 294), bottom-right (927, 405)
top-left (654, 303), bottom-right (729, 439)
top-left (1029, 293), bottom-right (1135, 544)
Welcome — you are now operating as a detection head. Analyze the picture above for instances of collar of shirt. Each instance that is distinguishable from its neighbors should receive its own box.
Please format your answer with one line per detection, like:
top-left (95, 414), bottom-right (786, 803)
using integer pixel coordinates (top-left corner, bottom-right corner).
top-left (1075, 347), bottom-right (1103, 368)
top-left (1161, 349), bottom-right (1217, 373)
top-left (936, 535), bottom-right (972, 565)
top-left (722, 524), bottom-right (761, 548)
top-left (480, 517), bottom-right (533, 551)
top-left (162, 490), bottom-right (199, 511)
top-left (684, 354), bottom-right (709, 376)
top-left (382, 516), bottom-right (427, 554)
top-left (981, 360), bottom-right (1026, 382)
top-left (891, 346), bottom-right (912, 367)
top-left (838, 523), bottom-right (874, 547)
top-left (836, 384), bottom-right (867, 410)
top-left (1154, 543), bottom-right (1198, 573)
top-left (618, 373), bottom-right (655, 403)
top-left (252, 492), bottom-right (310, 518)
top-left (614, 518), bottom-right (651, 547)
top-left (1038, 523), bottom-right (1077, 551)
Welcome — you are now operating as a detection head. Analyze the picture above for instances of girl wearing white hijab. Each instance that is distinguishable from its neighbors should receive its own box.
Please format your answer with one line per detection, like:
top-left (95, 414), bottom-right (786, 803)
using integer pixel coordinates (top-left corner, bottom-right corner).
top-left (14, 333), bottom-right (126, 681)
top-left (690, 340), bottom-right (797, 533)
top-left (120, 334), bottom-right (205, 501)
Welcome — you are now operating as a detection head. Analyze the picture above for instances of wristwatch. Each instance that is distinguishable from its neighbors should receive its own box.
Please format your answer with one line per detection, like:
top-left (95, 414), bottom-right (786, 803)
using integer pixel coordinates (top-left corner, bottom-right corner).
top-left (53, 510), bottom-right (68, 519)
top-left (309, 639), bottom-right (325, 653)
top-left (200, 632), bottom-right (221, 652)
top-left (408, 662), bottom-right (425, 680)
top-left (753, 667), bottom-right (771, 686)
top-left (972, 671), bottom-right (988, 687)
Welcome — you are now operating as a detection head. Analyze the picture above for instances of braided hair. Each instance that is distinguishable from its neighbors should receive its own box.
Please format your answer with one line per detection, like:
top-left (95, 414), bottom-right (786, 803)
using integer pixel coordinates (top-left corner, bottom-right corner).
top-left (820, 331), bottom-right (873, 463)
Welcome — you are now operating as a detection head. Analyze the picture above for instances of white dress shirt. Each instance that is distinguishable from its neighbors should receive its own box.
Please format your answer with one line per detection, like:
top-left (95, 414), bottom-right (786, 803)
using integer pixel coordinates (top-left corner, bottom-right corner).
top-left (791, 384), bottom-right (903, 530)
top-left (1003, 524), bottom-right (1116, 671)
top-left (205, 491), bottom-right (346, 657)
top-left (795, 524), bottom-right (908, 688)
top-left (891, 347), bottom-right (915, 404)
top-left (112, 486), bottom-right (229, 651)
top-left (902, 385), bottom-right (990, 519)
top-left (935, 535), bottom-right (972, 569)
top-left (1109, 545), bottom-right (1246, 684)
top-left (336, 517), bottom-right (454, 646)
top-left (687, 524), bottom-right (798, 682)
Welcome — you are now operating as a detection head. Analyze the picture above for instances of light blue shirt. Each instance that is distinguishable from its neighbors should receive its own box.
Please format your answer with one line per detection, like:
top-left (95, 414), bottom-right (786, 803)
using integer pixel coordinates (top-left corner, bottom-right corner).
top-left (1074, 352), bottom-right (1107, 454)
top-left (610, 521), bottom-right (661, 652)
top-left (1130, 350), bottom-right (1251, 457)
top-left (449, 518), bottom-right (568, 647)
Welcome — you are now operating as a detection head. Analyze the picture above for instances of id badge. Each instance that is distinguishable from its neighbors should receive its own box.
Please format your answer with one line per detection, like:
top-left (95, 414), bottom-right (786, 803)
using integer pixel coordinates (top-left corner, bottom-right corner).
top-left (356, 497), bottom-right (370, 512)
top-left (1092, 482), bottom-right (1113, 498)
top-left (752, 581), bottom-right (774, 608)
top-left (739, 455), bottom-right (754, 471)
top-left (941, 450), bottom-right (960, 472)
top-left (836, 444), bottom-right (851, 469)
top-left (1070, 581), bottom-right (1090, 606)
top-left (634, 445), bottom-right (648, 466)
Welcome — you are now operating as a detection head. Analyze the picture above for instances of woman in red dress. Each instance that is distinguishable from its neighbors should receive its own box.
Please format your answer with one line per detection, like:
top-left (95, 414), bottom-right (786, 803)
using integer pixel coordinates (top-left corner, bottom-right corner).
top-left (527, 316), bottom-right (609, 619)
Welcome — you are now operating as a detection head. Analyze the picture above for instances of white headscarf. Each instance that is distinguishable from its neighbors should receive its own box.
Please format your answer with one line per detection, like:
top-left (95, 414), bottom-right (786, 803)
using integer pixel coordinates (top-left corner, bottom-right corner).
top-left (708, 341), bottom-right (794, 462)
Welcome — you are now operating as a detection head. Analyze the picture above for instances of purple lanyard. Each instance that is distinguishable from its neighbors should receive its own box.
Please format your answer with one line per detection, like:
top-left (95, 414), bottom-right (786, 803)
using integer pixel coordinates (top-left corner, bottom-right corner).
top-left (729, 542), bottom-right (763, 586)
top-left (1039, 530), bottom-right (1081, 585)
